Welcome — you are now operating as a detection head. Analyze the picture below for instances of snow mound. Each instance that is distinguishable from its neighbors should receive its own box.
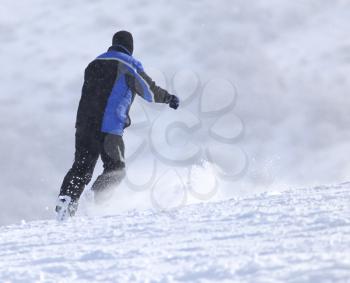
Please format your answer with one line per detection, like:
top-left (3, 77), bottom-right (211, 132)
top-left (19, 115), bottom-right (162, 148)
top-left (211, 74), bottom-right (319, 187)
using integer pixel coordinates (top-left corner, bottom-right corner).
top-left (1, 184), bottom-right (349, 282)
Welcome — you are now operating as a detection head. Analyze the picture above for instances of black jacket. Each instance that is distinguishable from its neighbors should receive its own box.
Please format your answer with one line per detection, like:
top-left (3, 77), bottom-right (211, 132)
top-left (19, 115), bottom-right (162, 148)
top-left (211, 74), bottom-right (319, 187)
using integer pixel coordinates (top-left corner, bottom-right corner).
top-left (76, 46), bottom-right (172, 135)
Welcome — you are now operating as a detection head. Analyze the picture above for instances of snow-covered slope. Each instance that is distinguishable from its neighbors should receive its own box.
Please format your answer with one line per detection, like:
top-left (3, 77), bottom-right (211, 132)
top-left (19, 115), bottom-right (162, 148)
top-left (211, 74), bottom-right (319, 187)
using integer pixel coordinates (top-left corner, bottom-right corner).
top-left (1, 184), bottom-right (349, 282)
top-left (1, 0), bottom-right (350, 226)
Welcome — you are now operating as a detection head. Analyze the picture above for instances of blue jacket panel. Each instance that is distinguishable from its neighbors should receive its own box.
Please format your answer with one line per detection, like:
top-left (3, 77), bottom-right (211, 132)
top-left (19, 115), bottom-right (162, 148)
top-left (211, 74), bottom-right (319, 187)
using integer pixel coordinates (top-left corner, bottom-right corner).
top-left (96, 51), bottom-right (153, 135)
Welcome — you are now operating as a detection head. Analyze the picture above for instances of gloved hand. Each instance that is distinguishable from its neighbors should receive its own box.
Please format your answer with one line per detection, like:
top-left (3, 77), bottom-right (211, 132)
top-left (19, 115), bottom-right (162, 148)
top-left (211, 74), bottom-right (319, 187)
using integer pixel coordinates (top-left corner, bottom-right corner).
top-left (169, 95), bottom-right (179, 110)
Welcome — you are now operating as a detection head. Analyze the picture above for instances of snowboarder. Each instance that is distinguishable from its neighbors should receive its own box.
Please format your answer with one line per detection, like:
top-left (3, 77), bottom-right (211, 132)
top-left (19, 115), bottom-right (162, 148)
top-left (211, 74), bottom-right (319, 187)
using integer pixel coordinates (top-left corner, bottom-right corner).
top-left (56, 31), bottom-right (179, 220)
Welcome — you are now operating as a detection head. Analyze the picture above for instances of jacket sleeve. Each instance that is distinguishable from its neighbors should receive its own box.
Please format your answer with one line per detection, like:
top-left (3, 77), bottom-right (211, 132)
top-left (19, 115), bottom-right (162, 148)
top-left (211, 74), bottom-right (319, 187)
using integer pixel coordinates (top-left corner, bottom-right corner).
top-left (126, 69), bottom-right (172, 104)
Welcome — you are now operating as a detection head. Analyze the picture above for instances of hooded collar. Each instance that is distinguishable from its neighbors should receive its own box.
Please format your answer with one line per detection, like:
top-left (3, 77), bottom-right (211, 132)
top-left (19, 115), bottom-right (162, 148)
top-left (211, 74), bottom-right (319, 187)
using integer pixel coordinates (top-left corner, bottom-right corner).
top-left (108, 44), bottom-right (132, 56)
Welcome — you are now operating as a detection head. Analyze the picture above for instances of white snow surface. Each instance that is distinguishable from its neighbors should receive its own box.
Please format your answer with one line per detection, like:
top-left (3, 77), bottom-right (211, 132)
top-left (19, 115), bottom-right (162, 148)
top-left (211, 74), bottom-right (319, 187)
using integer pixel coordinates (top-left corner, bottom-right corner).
top-left (1, 1), bottom-right (350, 281)
top-left (1, 184), bottom-right (350, 283)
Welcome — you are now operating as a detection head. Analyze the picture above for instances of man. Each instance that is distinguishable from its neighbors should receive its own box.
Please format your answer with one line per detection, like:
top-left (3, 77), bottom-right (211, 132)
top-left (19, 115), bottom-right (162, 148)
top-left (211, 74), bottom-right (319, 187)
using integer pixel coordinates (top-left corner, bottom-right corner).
top-left (56, 31), bottom-right (179, 220)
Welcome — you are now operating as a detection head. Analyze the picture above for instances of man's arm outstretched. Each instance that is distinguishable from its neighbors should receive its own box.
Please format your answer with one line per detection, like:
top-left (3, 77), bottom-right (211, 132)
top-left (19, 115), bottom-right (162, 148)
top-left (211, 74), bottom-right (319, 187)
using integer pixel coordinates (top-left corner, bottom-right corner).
top-left (126, 69), bottom-right (179, 109)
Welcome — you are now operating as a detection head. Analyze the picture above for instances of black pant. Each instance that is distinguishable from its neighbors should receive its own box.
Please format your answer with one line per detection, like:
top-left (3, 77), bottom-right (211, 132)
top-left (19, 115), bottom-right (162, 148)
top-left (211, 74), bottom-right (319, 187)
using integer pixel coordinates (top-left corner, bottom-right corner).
top-left (59, 126), bottom-right (125, 201)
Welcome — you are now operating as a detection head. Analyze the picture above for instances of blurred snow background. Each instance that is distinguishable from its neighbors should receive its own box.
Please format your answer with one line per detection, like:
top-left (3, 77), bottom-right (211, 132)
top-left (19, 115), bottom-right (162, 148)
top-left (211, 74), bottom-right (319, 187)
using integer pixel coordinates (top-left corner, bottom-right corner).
top-left (1, 0), bottom-right (350, 225)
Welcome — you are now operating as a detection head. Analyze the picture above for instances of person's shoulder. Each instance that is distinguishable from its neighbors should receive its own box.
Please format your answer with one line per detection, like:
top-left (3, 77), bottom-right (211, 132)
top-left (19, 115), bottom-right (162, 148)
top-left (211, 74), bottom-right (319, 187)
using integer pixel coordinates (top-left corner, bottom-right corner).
top-left (88, 51), bottom-right (144, 73)
top-left (84, 55), bottom-right (110, 73)
top-left (130, 57), bottom-right (144, 73)
top-left (109, 52), bottom-right (144, 73)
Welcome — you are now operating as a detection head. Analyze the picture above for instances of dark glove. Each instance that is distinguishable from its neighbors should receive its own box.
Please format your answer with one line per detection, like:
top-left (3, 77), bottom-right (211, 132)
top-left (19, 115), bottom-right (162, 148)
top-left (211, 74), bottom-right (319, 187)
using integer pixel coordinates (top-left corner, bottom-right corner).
top-left (169, 95), bottom-right (179, 110)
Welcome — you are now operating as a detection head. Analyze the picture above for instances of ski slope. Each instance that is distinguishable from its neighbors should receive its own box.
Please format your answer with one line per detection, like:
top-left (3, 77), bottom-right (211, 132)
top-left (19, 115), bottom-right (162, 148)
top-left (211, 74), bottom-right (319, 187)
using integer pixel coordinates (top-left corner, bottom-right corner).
top-left (1, 184), bottom-right (349, 282)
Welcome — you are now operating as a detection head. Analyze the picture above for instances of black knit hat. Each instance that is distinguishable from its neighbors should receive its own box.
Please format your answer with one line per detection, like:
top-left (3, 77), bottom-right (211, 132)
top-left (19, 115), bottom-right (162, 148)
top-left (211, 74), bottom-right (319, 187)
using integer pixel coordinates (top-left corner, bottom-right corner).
top-left (112, 31), bottom-right (133, 55)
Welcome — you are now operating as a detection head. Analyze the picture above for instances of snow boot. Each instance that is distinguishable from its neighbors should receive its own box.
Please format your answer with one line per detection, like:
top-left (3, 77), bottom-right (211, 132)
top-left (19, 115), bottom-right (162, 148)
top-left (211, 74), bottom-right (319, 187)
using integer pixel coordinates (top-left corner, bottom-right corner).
top-left (55, 195), bottom-right (78, 221)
